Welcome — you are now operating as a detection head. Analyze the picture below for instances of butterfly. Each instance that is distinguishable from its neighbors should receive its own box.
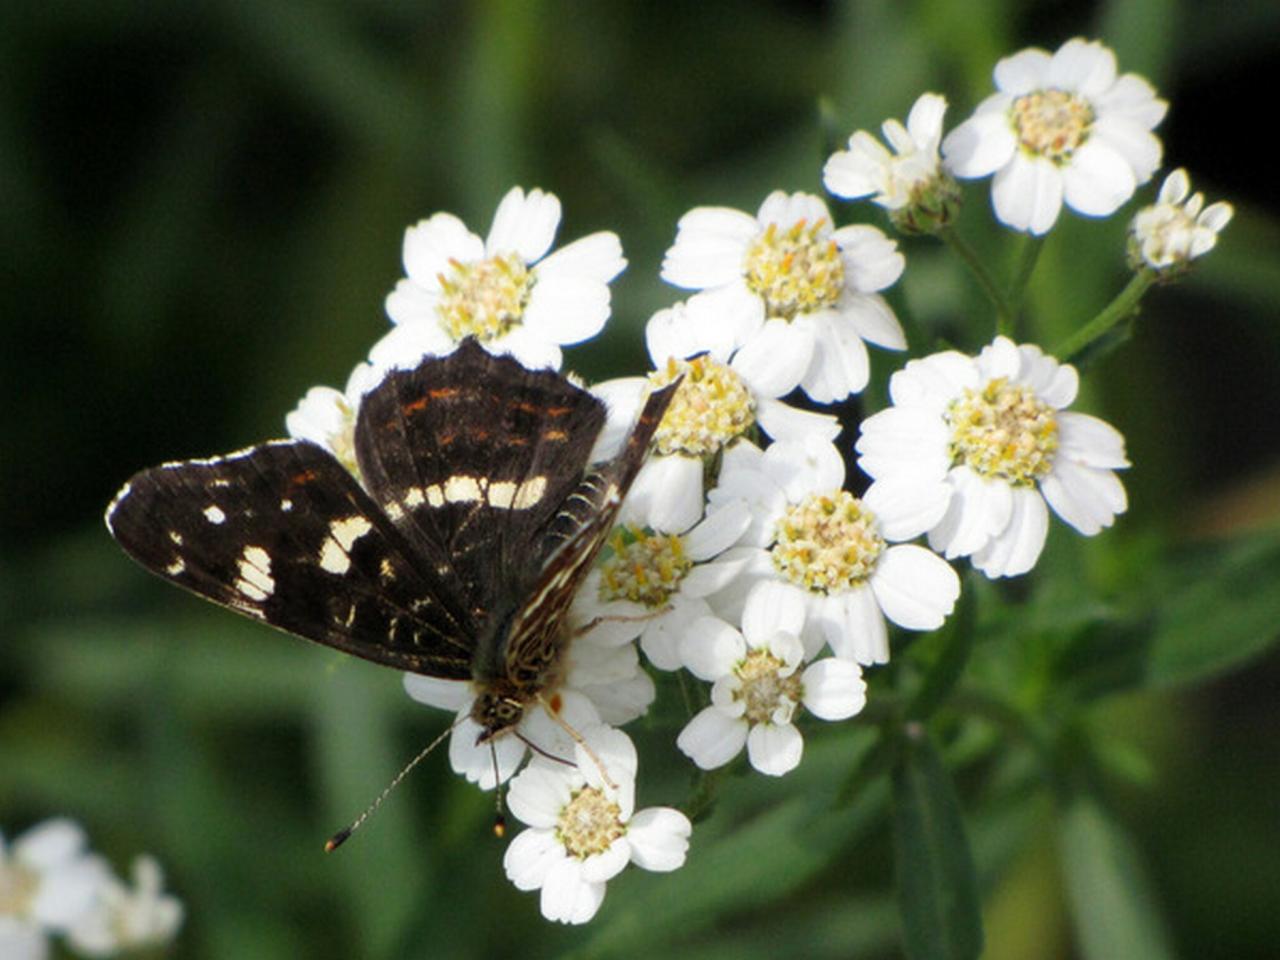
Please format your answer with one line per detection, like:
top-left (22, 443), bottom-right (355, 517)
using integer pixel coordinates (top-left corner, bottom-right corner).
top-left (106, 338), bottom-right (677, 748)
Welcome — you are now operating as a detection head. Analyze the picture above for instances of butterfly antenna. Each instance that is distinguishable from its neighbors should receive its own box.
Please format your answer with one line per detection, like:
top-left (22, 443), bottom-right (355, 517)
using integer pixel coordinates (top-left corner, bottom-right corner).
top-left (324, 718), bottom-right (459, 853)
top-left (534, 695), bottom-right (617, 791)
top-left (488, 740), bottom-right (508, 838)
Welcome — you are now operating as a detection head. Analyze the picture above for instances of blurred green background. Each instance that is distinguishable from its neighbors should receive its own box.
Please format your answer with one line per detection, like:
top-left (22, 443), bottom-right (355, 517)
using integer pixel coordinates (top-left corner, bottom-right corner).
top-left (3, 1), bottom-right (1278, 957)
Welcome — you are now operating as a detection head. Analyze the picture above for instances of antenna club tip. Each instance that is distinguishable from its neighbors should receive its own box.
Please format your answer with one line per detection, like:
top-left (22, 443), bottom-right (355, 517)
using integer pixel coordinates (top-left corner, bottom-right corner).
top-left (493, 815), bottom-right (506, 839)
top-left (325, 828), bottom-right (352, 853)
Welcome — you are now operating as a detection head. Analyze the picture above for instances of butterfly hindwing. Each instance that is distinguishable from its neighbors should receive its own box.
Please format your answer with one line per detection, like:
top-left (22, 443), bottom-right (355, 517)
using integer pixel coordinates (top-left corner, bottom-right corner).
top-left (106, 440), bottom-right (473, 679)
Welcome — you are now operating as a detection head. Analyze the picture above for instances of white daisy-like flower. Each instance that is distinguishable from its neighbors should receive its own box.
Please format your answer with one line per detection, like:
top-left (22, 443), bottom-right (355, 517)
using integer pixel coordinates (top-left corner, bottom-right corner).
top-left (1128, 168), bottom-right (1234, 273)
top-left (285, 360), bottom-right (379, 479)
top-left (708, 436), bottom-right (961, 664)
top-left (856, 335), bottom-right (1129, 578)
top-left (573, 496), bottom-right (753, 671)
top-left (376, 186), bottom-right (626, 371)
top-left (823, 93), bottom-right (961, 233)
top-left (593, 300), bottom-right (841, 533)
top-left (675, 583), bottom-right (866, 776)
top-left (403, 608), bottom-right (655, 789)
top-left (1, 820), bottom-right (110, 960)
top-left (66, 856), bottom-right (183, 958)
top-left (942, 37), bottom-right (1167, 235)
top-left (502, 727), bottom-right (691, 924)
top-left (660, 190), bottom-right (907, 403)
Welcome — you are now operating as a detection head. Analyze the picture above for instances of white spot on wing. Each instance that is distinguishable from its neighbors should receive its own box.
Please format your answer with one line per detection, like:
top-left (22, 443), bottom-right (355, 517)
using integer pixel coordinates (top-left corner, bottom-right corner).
top-left (444, 475), bottom-right (482, 503)
top-left (330, 516), bottom-right (373, 551)
top-left (204, 505), bottom-right (226, 524)
top-left (169, 531), bottom-right (183, 545)
top-left (425, 483), bottom-right (444, 507)
top-left (513, 476), bottom-right (547, 509)
top-left (280, 498), bottom-right (293, 512)
top-left (487, 481), bottom-right (517, 508)
top-left (405, 487), bottom-right (425, 507)
top-left (379, 558), bottom-right (396, 580)
top-left (319, 539), bottom-right (349, 574)
top-left (236, 546), bottom-right (275, 601)
top-left (166, 558), bottom-right (186, 575)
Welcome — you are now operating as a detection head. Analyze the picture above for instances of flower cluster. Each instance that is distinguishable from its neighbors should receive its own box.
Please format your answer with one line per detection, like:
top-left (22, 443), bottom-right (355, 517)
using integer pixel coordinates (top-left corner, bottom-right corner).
top-left (267, 34), bottom-right (1227, 926)
top-left (0, 820), bottom-right (182, 959)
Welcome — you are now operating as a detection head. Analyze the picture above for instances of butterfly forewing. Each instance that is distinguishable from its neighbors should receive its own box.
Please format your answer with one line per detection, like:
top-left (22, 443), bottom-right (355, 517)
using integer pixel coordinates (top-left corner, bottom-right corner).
top-left (106, 440), bottom-right (473, 678)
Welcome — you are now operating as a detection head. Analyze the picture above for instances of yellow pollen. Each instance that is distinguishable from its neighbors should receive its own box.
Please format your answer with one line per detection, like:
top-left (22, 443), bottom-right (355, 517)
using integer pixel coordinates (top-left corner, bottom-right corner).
top-left (327, 398), bottom-right (361, 480)
top-left (1010, 89), bottom-right (1094, 164)
top-left (0, 860), bottom-right (39, 916)
top-left (556, 786), bottom-right (626, 860)
top-left (735, 648), bottom-right (803, 726)
top-left (647, 355), bottom-right (755, 457)
top-left (599, 526), bottom-right (692, 607)
top-left (770, 490), bottom-right (885, 593)
top-left (436, 252), bottom-right (533, 342)
top-left (743, 218), bottom-right (846, 321)
top-left (946, 378), bottom-right (1059, 486)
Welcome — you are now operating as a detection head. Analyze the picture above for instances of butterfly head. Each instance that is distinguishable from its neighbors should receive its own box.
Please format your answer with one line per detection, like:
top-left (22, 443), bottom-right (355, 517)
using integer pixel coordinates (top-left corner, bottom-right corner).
top-left (471, 687), bottom-right (527, 743)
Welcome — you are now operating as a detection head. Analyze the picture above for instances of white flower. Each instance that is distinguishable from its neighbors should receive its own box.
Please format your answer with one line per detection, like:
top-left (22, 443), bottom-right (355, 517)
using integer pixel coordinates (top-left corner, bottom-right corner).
top-left (1, 820), bottom-right (110, 960)
top-left (376, 186), bottom-right (626, 371)
top-left (708, 436), bottom-right (960, 664)
top-left (66, 856), bottom-right (183, 958)
top-left (502, 727), bottom-right (691, 924)
top-left (824, 93), bottom-right (960, 233)
top-left (403, 609), bottom-right (654, 789)
top-left (942, 38), bottom-right (1167, 235)
top-left (676, 584), bottom-right (866, 777)
top-left (595, 299), bottom-right (841, 533)
top-left (857, 336), bottom-right (1129, 578)
top-left (1129, 168), bottom-right (1233, 272)
top-left (573, 497), bottom-right (753, 671)
top-left (660, 190), bottom-right (907, 403)
top-left (285, 360), bottom-right (379, 478)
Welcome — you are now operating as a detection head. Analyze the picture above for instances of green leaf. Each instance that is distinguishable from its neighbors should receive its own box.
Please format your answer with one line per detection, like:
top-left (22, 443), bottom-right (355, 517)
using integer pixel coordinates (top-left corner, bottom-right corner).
top-left (1146, 532), bottom-right (1280, 687)
top-left (1059, 797), bottom-right (1176, 960)
top-left (891, 728), bottom-right (984, 960)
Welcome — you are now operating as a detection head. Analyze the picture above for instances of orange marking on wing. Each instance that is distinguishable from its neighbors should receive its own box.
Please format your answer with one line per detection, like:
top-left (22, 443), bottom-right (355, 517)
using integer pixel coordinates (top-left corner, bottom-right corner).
top-left (429, 387), bottom-right (461, 400)
top-left (402, 396), bottom-right (430, 414)
top-left (543, 429), bottom-right (568, 441)
top-left (544, 405), bottom-right (574, 417)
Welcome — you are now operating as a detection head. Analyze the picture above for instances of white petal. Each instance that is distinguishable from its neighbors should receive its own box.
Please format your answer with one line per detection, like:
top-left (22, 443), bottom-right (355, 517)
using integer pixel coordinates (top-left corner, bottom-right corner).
top-left (676, 707), bottom-right (748, 770)
top-left (827, 585), bottom-right (889, 665)
top-left (832, 225), bottom-right (905, 293)
top-left (580, 841), bottom-right (631, 884)
top-left (1056, 412), bottom-right (1129, 468)
top-left (855, 407), bottom-right (952, 482)
top-left (684, 498), bottom-right (751, 560)
top-left (757, 190), bottom-right (833, 230)
top-left (402, 213), bottom-right (483, 286)
top-left (382, 276), bottom-right (439, 328)
top-left (1091, 117), bottom-right (1162, 186)
top-left (1047, 39), bottom-right (1116, 96)
top-left (839, 292), bottom-right (906, 350)
top-left (680, 616), bottom-right (745, 681)
top-left (485, 187), bottom-right (561, 262)
top-left (1062, 140), bottom-right (1138, 217)
top-left (801, 658), bottom-right (867, 720)
top-left (746, 722), bottom-right (804, 776)
top-left (626, 808), bottom-right (692, 872)
top-left (367, 320), bottom-right (453, 375)
top-left (486, 325), bottom-right (562, 371)
top-left (992, 153), bottom-right (1064, 235)
top-left (741, 579), bottom-right (806, 647)
top-left (906, 92), bottom-right (948, 148)
top-left (942, 109), bottom-right (1016, 178)
top-left (402, 674), bottom-right (473, 712)
top-left (888, 351), bottom-right (978, 409)
top-left (862, 476), bottom-right (953, 541)
top-left (522, 273), bottom-right (611, 346)
top-left (508, 764), bottom-right (575, 829)
top-left (762, 436), bottom-right (846, 500)
top-left (822, 135), bottom-right (888, 199)
top-left (869, 544), bottom-right (961, 630)
top-left (639, 597), bottom-right (711, 671)
top-left (755, 398), bottom-right (840, 444)
top-left (590, 377), bottom-right (647, 462)
top-left (994, 48), bottom-right (1052, 94)
top-left (620, 454), bottom-right (704, 533)
top-left (15, 820), bottom-right (87, 869)
top-left (0, 919), bottom-right (46, 960)
top-left (449, 717), bottom-right (526, 788)
top-left (1094, 73), bottom-right (1167, 130)
top-left (540, 860), bottom-right (606, 924)
top-left (534, 231), bottom-right (625, 283)
top-left (971, 487), bottom-right (1049, 578)
top-left (685, 284), bottom-right (766, 353)
top-left (929, 467), bottom-right (1013, 559)
top-left (661, 207), bottom-right (758, 289)
top-left (731, 318), bottom-right (815, 398)
top-left (646, 304), bottom-right (706, 365)
top-left (1040, 460), bottom-right (1127, 535)
top-left (504, 828), bottom-right (565, 891)
top-left (800, 312), bottom-right (870, 402)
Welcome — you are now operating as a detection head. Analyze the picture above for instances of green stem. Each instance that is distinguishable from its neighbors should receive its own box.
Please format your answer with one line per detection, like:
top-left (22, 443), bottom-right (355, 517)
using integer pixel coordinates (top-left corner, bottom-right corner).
top-left (940, 226), bottom-right (1015, 333)
top-left (1053, 270), bottom-right (1156, 362)
top-left (1007, 234), bottom-right (1046, 326)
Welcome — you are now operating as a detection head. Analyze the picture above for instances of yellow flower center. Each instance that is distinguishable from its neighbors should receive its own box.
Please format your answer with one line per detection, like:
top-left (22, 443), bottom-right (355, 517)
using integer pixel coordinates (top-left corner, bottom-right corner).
top-left (556, 786), bottom-right (626, 860)
top-left (1010, 89), bottom-right (1094, 165)
top-left (599, 526), bottom-right (692, 608)
top-left (770, 490), bottom-right (884, 593)
top-left (0, 860), bottom-right (38, 917)
top-left (436, 252), bottom-right (533, 342)
top-left (647, 355), bottom-right (756, 457)
top-left (946, 378), bottom-right (1059, 486)
top-left (744, 219), bottom-right (846, 320)
top-left (735, 648), bottom-right (803, 726)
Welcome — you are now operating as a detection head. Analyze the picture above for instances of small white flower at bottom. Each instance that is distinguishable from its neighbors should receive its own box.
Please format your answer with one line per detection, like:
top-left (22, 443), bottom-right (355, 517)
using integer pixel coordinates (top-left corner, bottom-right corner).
top-left (285, 361), bottom-right (379, 479)
top-left (502, 727), bottom-right (691, 925)
top-left (0, 819), bottom-right (111, 959)
top-left (66, 855), bottom-right (183, 958)
top-left (1128, 168), bottom-right (1233, 273)
top-left (857, 336), bottom-right (1129, 578)
top-left (676, 583), bottom-right (867, 777)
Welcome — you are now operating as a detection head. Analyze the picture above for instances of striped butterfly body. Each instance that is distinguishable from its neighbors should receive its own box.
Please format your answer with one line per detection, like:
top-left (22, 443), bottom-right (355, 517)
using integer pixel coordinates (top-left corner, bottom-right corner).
top-left (107, 338), bottom-right (677, 742)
